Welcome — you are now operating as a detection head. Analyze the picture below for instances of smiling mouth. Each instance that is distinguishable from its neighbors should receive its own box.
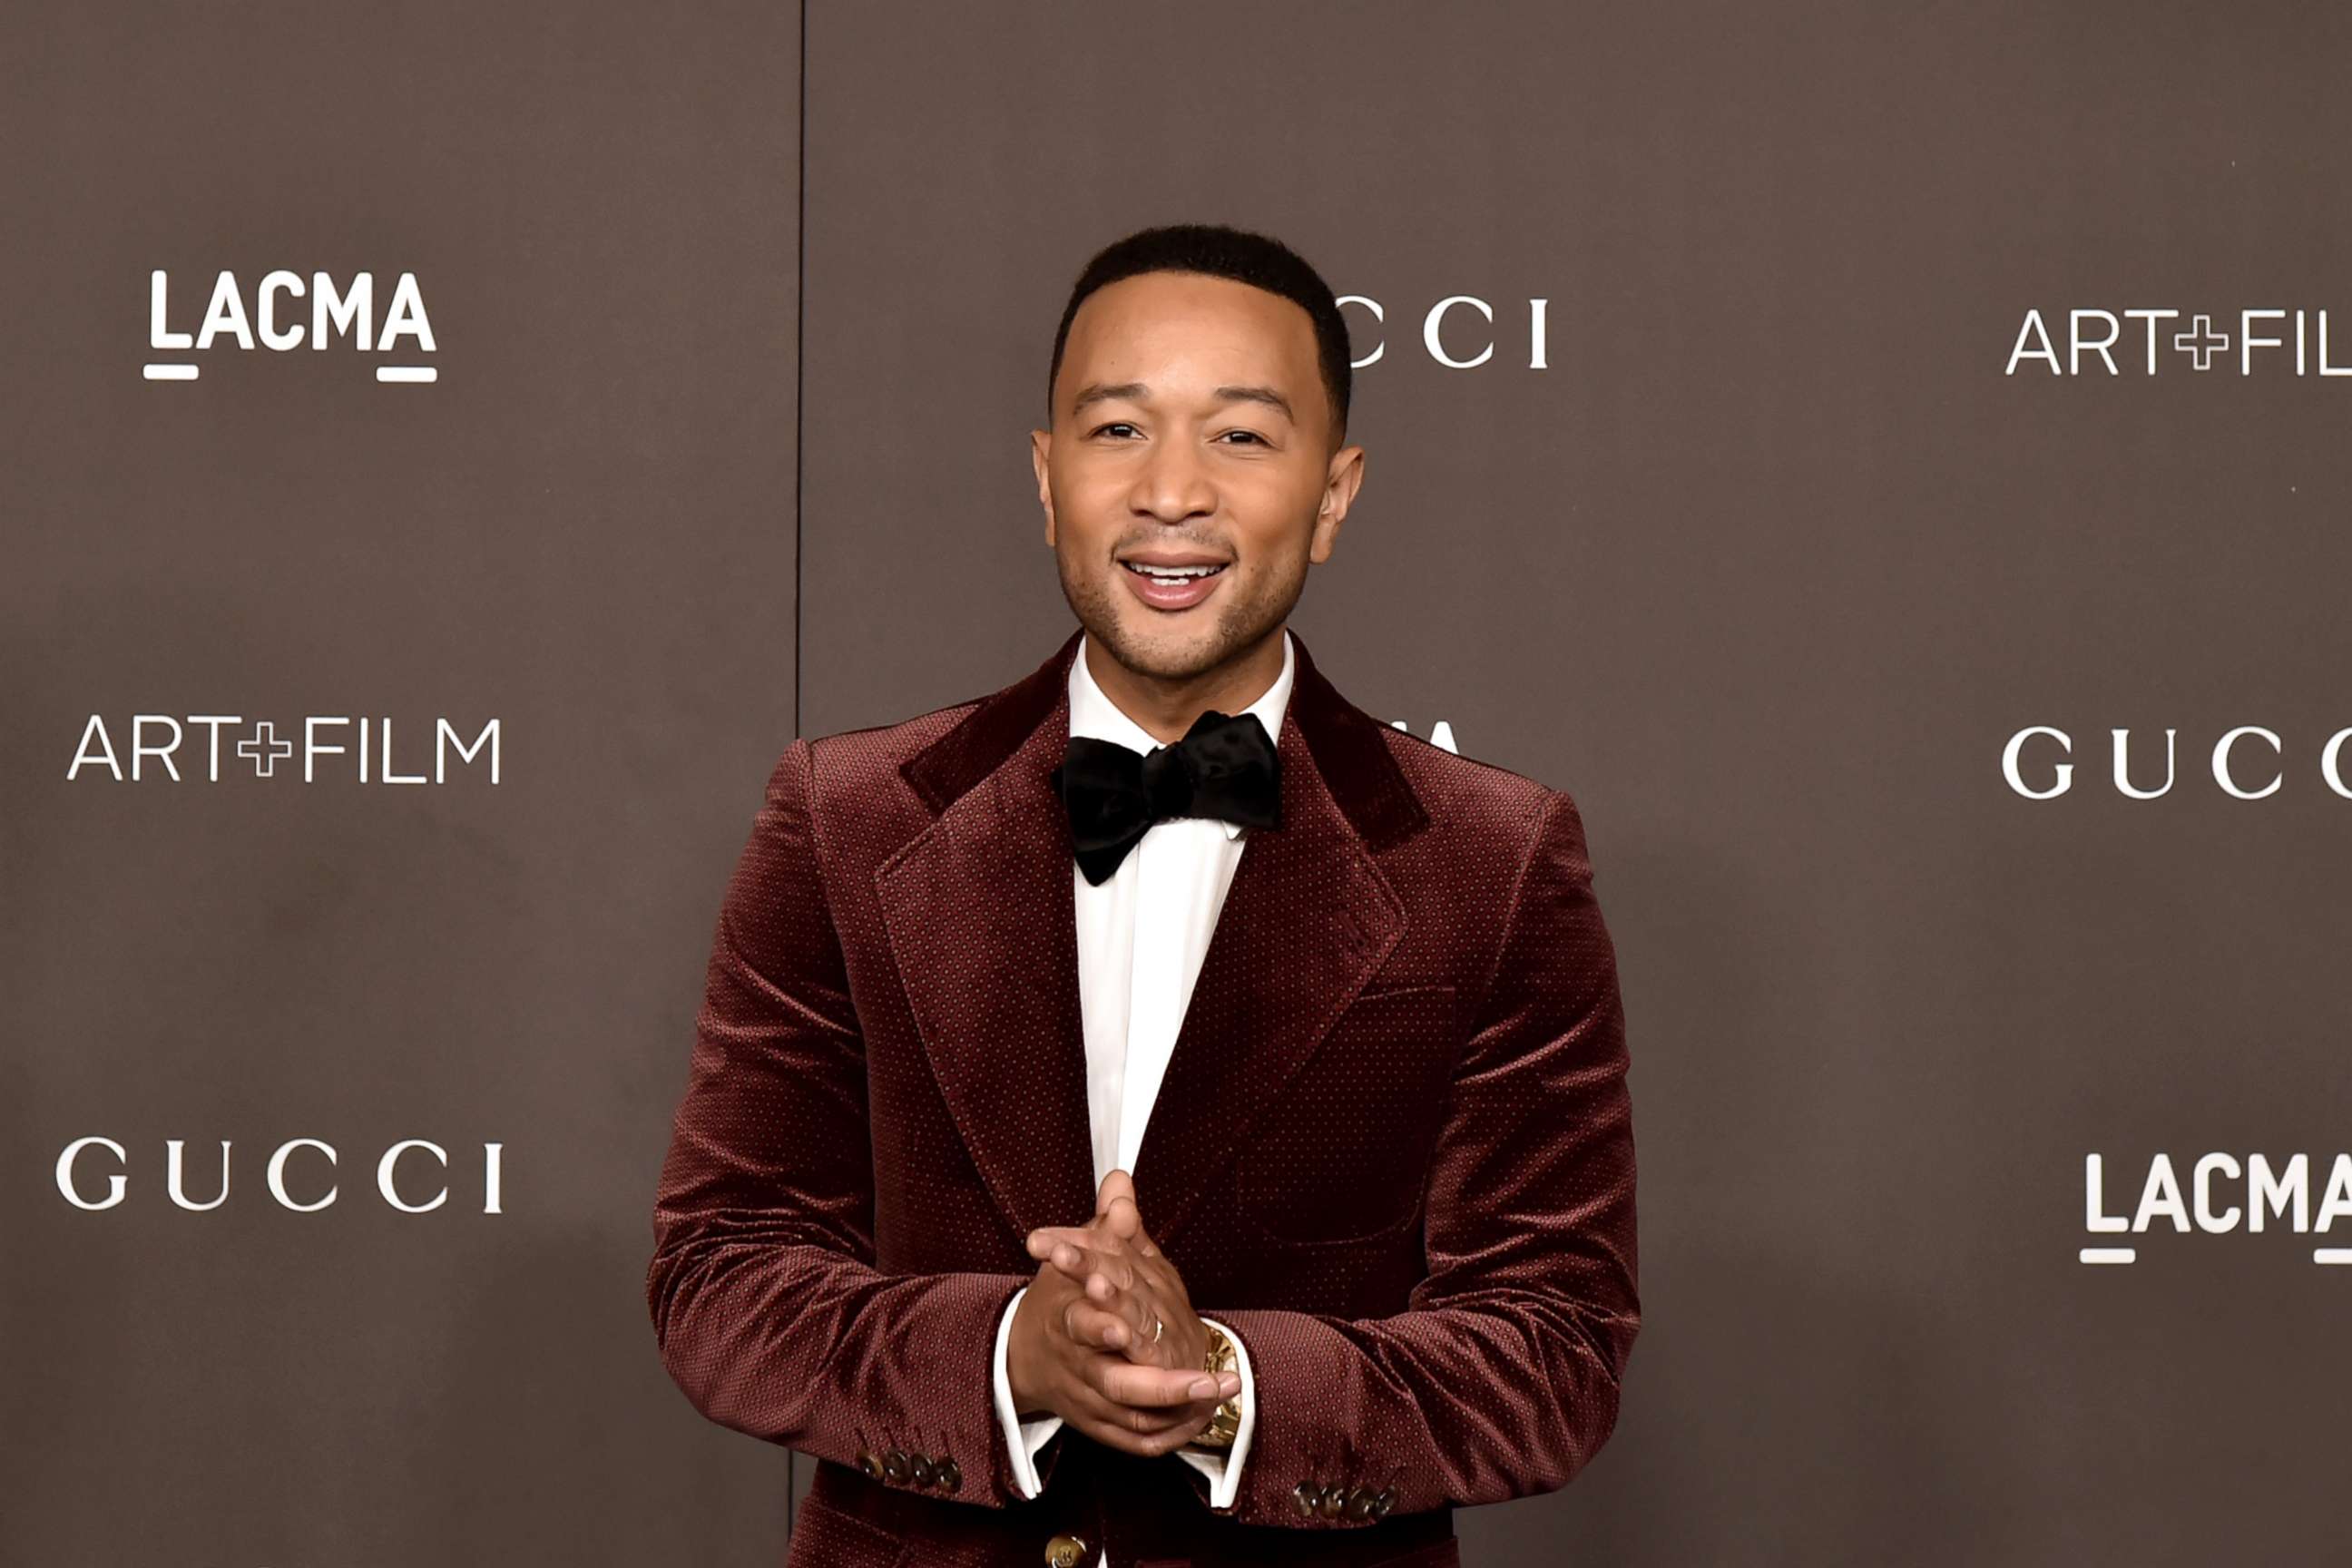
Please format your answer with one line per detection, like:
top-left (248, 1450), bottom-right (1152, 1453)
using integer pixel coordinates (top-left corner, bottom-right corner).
top-left (1121, 561), bottom-right (1230, 583)
top-left (1119, 558), bottom-right (1230, 611)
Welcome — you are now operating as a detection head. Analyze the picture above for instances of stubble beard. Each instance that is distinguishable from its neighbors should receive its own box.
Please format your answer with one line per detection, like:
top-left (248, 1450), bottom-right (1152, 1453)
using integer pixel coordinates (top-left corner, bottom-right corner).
top-left (1057, 549), bottom-right (1303, 686)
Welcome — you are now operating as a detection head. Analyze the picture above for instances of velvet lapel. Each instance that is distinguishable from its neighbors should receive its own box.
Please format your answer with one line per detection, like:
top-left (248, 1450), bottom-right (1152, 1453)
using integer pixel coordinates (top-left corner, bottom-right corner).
top-left (874, 626), bottom-right (1431, 1250)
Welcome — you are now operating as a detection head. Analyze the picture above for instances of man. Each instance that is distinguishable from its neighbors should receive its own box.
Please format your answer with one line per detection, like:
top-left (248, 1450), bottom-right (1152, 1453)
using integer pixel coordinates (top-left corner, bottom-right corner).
top-left (646, 222), bottom-right (1639, 1568)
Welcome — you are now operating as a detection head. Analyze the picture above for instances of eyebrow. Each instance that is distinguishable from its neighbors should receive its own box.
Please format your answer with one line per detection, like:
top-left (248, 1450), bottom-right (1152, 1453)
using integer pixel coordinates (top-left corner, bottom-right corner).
top-left (1070, 381), bottom-right (1296, 423)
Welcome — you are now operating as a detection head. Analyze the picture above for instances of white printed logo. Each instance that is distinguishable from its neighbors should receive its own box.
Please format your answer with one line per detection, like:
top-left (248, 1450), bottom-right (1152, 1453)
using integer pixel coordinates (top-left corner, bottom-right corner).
top-left (145, 269), bottom-right (438, 384)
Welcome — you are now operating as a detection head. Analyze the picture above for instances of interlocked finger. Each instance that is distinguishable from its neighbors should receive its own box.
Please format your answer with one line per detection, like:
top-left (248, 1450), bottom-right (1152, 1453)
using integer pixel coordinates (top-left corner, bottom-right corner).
top-left (1063, 1292), bottom-right (1169, 1359)
top-left (1091, 1354), bottom-right (1241, 1410)
top-left (1087, 1350), bottom-right (1233, 1409)
top-left (1068, 1260), bottom-right (1173, 1357)
top-left (1027, 1228), bottom-right (1137, 1288)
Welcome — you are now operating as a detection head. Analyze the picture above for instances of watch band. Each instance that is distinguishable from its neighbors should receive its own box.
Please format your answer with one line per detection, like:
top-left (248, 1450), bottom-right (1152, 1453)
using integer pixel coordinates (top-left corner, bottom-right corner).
top-left (1187, 1321), bottom-right (1241, 1450)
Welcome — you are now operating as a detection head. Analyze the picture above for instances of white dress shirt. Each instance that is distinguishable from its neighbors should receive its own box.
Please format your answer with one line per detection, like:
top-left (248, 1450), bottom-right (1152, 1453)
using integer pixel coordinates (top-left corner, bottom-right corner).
top-left (988, 628), bottom-right (1294, 1526)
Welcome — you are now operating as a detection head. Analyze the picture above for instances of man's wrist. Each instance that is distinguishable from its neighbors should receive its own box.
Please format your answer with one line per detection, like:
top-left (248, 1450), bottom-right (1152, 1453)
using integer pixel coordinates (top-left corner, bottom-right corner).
top-left (1186, 1319), bottom-right (1242, 1448)
top-left (994, 1287), bottom-right (1063, 1498)
top-left (1177, 1315), bottom-right (1255, 1512)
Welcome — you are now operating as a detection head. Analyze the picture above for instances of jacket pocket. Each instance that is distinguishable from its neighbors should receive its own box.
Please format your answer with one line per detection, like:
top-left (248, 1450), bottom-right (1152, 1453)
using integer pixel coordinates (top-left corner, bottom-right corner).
top-left (1236, 983), bottom-right (1457, 1246)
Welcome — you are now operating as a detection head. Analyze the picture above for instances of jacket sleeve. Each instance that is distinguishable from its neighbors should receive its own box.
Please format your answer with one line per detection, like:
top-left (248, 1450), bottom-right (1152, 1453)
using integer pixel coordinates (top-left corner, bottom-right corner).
top-left (1202, 787), bottom-right (1640, 1527)
top-left (644, 738), bottom-right (1059, 1506)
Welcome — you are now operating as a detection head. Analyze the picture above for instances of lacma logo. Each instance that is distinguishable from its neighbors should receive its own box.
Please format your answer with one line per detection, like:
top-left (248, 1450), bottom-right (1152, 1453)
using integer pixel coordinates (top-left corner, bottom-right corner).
top-left (145, 269), bottom-right (437, 384)
top-left (68, 714), bottom-right (500, 783)
top-left (2082, 1152), bottom-right (2352, 1267)
top-left (2006, 308), bottom-right (2352, 376)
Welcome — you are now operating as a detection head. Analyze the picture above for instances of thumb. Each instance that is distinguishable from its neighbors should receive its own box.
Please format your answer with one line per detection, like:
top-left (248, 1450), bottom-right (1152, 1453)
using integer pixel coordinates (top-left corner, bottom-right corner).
top-left (1097, 1168), bottom-right (1137, 1217)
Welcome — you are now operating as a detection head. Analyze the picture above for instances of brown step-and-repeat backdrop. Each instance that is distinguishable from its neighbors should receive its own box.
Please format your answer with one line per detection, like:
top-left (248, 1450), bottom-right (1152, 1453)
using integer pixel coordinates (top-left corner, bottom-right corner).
top-left (8, 4), bottom-right (2348, 1563)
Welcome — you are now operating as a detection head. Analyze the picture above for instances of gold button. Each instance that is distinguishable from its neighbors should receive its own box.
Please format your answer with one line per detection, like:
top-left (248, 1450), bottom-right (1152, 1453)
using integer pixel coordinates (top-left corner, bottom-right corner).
top-left (1044, 1534), bottom-right (1088, 1568)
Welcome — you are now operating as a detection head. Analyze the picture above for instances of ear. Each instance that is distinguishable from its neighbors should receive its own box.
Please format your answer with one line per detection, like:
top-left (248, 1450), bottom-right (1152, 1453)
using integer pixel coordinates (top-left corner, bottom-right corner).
top-left (1031, 427), bottom-right (1056, 548)
top-left (1308, 443), bottom-right (1366, 565)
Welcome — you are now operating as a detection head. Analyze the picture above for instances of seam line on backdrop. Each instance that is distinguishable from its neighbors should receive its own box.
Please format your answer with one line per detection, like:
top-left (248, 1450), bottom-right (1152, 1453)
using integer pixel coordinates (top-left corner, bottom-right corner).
top-left (793, 0), bottom-right (808, 749)
top-left (788, 0), bottom-right (808, 1539)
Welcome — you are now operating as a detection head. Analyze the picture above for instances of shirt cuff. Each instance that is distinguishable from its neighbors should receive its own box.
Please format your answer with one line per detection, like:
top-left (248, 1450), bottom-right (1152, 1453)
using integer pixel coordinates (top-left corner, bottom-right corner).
top-left (1175, 1314), bottom-right (1256, 1510)
top-left (992, 1286), bottom-right (1064, 1498)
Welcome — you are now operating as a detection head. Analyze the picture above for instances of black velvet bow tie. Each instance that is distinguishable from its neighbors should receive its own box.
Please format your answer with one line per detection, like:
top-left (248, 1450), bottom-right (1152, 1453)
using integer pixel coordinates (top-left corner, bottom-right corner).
top-left (1051, 710), bottom-right (1282, 886)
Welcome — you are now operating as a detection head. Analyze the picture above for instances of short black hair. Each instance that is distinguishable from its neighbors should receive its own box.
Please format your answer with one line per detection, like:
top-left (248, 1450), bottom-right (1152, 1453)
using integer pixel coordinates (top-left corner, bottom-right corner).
top-left (1045, 222), bottom-right (1352, 448)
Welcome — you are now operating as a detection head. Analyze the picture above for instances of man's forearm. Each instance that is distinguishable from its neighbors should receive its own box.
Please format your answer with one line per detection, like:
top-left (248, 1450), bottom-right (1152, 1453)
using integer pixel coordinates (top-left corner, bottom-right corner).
top-left (1200, 785), bottom-right (1642, 1530)
top-left (1204, 1292), bottom-right (1632, 1527)
top-left (648, 1224), bottom-right (1038, 1504)
top-left (646, 737), bottom-right (1047, 1509)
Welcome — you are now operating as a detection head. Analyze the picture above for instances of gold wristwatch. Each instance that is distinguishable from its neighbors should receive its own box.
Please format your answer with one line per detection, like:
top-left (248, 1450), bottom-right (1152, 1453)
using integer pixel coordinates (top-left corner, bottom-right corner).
top-left (1188, 1321), bottom-right (1241, 1449)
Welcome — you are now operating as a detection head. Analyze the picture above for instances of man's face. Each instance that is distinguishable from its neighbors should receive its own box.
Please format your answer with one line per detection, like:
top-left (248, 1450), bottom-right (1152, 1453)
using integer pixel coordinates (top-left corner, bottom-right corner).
top-left (1032, 270), bottom-right (1364, 684)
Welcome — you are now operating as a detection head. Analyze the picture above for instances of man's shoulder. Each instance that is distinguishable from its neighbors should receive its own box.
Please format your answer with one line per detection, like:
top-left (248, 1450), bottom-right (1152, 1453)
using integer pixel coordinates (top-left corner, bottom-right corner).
top-left (796, 691), bottom-right (989, 808)
top-left (1368, 720), bottom-right (1573, 851)
top-left (807, 696), bottom-right (985, 770)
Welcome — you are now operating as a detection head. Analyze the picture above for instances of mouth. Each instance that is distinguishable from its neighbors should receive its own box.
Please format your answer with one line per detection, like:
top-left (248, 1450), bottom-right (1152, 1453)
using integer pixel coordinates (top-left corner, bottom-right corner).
top-left (1119, 558), bottom-right (1230, 612)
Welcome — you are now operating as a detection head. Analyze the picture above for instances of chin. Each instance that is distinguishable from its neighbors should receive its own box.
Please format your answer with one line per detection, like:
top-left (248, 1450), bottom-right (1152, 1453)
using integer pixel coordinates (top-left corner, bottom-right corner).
top-left (1090, 612), bottom-right (1227, 681)
top-left (1063, 564), bottom-right (1280, 681)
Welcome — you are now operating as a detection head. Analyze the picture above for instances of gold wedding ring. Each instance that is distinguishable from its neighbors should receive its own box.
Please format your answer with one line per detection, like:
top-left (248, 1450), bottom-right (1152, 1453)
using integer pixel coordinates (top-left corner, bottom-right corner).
top-left (1151, 1316), bottom-right (1165, 1344)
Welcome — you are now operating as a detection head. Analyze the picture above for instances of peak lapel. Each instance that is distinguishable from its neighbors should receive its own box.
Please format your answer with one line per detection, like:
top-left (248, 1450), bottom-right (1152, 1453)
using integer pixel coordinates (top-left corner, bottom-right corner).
top-left (875, 631), bottom-right (1097, 1245)
top-left (872, 627), bottom-right (1433, 1253)
top-left (1132, 632), bottom-right (1432, 1249)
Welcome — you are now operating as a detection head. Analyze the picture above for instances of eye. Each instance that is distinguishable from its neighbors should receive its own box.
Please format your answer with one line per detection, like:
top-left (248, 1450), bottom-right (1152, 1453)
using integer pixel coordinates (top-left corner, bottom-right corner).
top-left (1089, 422), bottom-right (1140, 439)
top-left (1218, 430), bottom-right (1269, 446)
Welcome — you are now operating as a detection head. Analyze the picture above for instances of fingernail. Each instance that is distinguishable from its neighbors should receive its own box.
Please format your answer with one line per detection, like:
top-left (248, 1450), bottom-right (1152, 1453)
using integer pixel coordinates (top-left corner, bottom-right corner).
top-left (1190, 1377), bottom-right (1217, 1398)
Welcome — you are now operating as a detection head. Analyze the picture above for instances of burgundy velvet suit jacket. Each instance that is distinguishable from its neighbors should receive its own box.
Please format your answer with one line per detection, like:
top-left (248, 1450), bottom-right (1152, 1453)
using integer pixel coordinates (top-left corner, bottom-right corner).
top-left (646, 627), bottom-right (1639, 1568)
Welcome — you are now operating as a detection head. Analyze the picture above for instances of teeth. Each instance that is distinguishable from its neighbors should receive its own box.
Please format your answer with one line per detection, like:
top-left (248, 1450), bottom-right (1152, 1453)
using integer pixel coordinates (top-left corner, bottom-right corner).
top-left (1126, 562), bottom-right (1225, 579)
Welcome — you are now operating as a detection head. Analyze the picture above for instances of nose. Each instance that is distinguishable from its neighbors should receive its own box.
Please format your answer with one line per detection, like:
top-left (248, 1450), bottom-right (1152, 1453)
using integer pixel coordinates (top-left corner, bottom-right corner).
top-left (1127, 436), bottom-right (1217, 524)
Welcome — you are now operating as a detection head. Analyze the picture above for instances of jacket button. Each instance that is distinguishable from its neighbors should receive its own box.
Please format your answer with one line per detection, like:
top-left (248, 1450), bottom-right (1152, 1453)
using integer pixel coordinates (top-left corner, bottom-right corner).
top-left (856, 1451), bottom-right (885, 1481)
top-left (1318, 1486), bottom-right (1346, 1520)
top-left (1345, 1485), bottom-right (1378, 1520)
top-left (936, 1457), bottom-right (963, 1493)
top-left (1291, 1481), bottom-right (1324, 1518)
top-left (909, 1455), bottom-right (936, 1488)
top-left (1372, 1487), bottom-right (1396, 1518)
top-left (1044, 1534), bottom-right (1089, 1568)
top-left (882, 1449), bottom-right (911, 1484)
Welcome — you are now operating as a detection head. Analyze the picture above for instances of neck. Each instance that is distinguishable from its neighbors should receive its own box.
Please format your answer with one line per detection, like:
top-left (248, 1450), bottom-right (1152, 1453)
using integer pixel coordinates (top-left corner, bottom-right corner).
top-left (1083, 626), bottom-right (1286, 746)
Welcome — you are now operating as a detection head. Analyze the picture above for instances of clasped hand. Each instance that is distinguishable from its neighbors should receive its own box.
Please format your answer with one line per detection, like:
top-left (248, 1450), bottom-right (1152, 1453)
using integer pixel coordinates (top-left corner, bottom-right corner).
top-left (1005, 1169), bottom-right (1239, 1458)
